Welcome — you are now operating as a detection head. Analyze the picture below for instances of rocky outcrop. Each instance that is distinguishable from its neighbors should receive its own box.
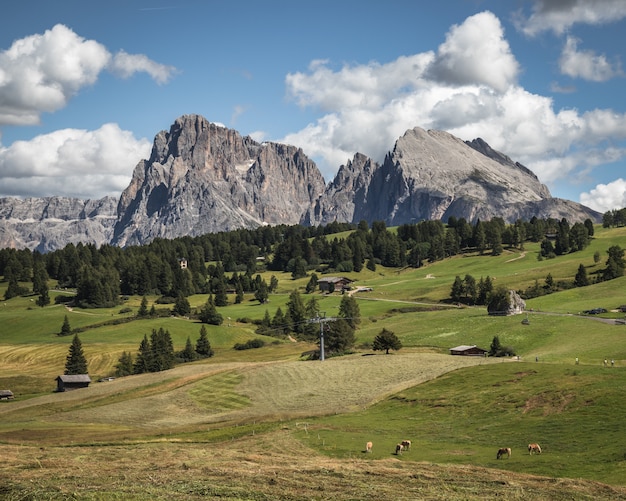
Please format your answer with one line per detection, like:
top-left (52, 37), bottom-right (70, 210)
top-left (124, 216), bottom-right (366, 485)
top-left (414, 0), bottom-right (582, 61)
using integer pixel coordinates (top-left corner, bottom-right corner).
top-left (301, 152), bottom-right (379, 226)
top-left (0, 196), bottom-right (117, 252)
top-left (112, 115), bottom-right (326, 247)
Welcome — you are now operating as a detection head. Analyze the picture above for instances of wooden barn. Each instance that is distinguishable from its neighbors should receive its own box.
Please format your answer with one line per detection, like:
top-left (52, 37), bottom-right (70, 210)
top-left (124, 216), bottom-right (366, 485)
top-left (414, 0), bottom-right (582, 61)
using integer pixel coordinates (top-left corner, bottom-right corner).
top-left (449, 345), bottom-right (488, 356)
top-left (317, 276), bottom-right (353, 292)
top-left (55, 374), bottom-right (91, 392)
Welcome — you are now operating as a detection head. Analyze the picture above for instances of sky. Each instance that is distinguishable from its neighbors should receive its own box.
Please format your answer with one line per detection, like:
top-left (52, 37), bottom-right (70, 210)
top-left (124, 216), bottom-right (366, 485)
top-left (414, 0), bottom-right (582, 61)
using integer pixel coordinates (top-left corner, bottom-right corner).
top-left (1, 0), bottom-right (625, 213)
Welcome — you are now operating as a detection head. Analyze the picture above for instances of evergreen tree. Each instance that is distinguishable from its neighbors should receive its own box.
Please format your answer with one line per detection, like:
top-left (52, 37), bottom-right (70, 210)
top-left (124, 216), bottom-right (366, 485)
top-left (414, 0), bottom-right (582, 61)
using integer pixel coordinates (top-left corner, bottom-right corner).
top-left (180, 336), bottom-right (197, 362)
top-left (173, 293), bottom-right (191, 316)
top-left (115, 351), bottom-right (134, 377)
top-left (464, 274), bottom-right (477, 304)
top-left (235, 282), bottom-right (244, 304)
top-left (286, 290), bottom-right (306, 334)
top-left (269, 275), bottom-right (279, 293)
top-left (450, 275), bottom-right (464, 303)
top-left (32, 259), bottom-right (50, 307)
top-left (254, 279), bottom-right (269, 304)
top-left (372, 328), bottom-right (402, 354)
top-left (137, 296), bottom-right (149, 317)
top-left (324, 319), bottom-right (356, 355)
top-left (489, 335), bottom-right (502, 357)
top-left (338, 294), bottom-right (361, 330)
top-left (150, 327), bottom-right (175, 372)
top-left (574, 264), bottom-right (589, 287)
top-left (64, 334), bottom-right (88, 375)
top-left (603, 245), bottom-right (625, 281)
top-left (133, 335), bottom-right (153, 374)
top-left (256, 309), bottom-right (272, 336)
top-left (199, 295), bottom-right (224, 325)
top-left (60, 315), bottom-right (72, 336)
top-left (195, 325), bottom-right (214, 358)
top-left (366, 257), bottom-right (376, 272)
top-left (305, 273), bottom-right (319, 293)
top-left (272, 307), bottom-right (288, 335)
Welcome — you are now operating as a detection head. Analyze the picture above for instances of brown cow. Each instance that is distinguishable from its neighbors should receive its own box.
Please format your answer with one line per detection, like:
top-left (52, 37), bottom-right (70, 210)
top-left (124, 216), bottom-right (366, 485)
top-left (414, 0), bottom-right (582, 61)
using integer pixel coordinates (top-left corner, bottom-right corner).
top-left (395, 443), bottom-right (404, 455)
top-left (496, 447), bottom-right (511, 459)
top-left (401, 440), bottom-right (411, 451)
top-left (365, 441), bottom-right (373, 453)
top-left (528, 443), bottom-right (542, 455)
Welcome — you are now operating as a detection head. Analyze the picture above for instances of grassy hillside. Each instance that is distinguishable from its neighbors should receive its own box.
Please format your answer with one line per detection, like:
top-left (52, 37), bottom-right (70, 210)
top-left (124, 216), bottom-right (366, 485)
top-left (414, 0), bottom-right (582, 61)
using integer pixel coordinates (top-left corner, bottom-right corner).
top-left (1, 224), bottom-right (626, 499)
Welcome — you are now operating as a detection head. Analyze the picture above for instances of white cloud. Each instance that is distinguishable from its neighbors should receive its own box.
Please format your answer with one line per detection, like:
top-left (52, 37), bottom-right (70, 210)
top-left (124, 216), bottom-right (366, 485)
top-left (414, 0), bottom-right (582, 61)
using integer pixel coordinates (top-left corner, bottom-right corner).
top-left (108, 50), bottom-right (177, 84)
top-left (282, 11), bottom-right (626, 194)
top-left (515, 0), bottom-right (626, 36)
top-left (428, 11), bottom-right (519, 92)
top-left (559, 36), bottom-right (622, 81)
top-left (0, 124), bottom-right (151, 199)
top-left (580, 179), bottom-right (626, 212)
top-left (0, 24), bottom-right (176, 126)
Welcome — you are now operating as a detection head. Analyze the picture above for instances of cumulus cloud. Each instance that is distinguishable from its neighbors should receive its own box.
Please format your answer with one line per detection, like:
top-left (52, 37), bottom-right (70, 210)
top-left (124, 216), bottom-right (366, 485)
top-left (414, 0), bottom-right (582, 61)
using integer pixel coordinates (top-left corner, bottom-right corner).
top-left (0, 124), bottom-right (151, 199)
top-left (282, 10), bottom-right (626, 199)
top-left (559, 36), bottom-right (622, 81)
top-left (427, 11), bottom-right (519, 92)
top-left (580, 179), bottom-right (626, 212)
top-left (515, 0), bottom-right (626, 36)
top-left (0, 24), bottom-right (176, 126)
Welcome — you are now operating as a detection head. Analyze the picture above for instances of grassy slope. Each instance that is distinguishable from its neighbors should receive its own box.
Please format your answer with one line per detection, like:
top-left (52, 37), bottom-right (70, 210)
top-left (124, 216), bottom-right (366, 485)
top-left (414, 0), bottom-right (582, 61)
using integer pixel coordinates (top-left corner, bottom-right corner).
top-left (1, 225), bottom-right (626, 499)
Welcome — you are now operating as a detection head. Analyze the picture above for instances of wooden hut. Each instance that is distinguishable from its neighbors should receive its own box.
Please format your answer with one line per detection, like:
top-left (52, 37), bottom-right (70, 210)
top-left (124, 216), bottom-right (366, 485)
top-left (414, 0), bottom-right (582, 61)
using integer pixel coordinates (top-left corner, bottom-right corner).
top-left (55, 374), bottom-right (91, 392)
top-left (449, 345), bottom-right (488, 356)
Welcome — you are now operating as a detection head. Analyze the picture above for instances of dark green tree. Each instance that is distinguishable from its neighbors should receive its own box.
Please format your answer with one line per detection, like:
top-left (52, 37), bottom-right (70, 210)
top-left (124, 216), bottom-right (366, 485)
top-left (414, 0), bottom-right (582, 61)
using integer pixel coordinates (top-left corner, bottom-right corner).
top-left (180, 336), bottom-right (197, 362)
top-left (286, 290), bottom-right (306, 334)
top-left (199, 295), bottom-right (223, 325)
top-left (372, 328), bottom-right (402, 354)
top-left (149, 327), bottom-right (175, 372)
top-left (115, 351), bottom-right (134, 377)
top-left (305, 273), bottom-right (319, 293)
top-left (64, 334), bottom-right (88, 375)
top-left (133, 335), bottom-right (153, 374)
top-left (324, 319), bottom-right (356, 355)
top-left (450, 275), bottom-right (464, 303)
top-left (60, 315), bottom-right (72, 336)
top-left (173, 293), bottom-right (191, 316)
top-left (254, 279), bottom-right (269, 304)
top-left (195, 324), bottom-right (214, 358)
top-left (137, 296), bottom-right (149, 317)
top-left (603, 245), bottom-right (625, 281)
top-left (489, 335), bottom-right (502, 356)
top-left (574, 264), bottom-right (589, 287)
top-left (32, 259), bottom-right (50, 307)
top-left (487, 287), bottom-right (511, 315)
top-left (338, 294), bottom-right (361, 330)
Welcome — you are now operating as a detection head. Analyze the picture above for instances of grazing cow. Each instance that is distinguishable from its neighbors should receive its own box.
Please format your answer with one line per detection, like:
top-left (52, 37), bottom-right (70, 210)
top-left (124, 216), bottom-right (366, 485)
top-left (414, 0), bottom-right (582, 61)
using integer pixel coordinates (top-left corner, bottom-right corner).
top-left (496, 447), bottom-right (511, 459)
top-left (395, 443), bottom-right (404, 455)
top-left (401, 440), bottom-right (411, 451)
top-left (528, 443), bottom-right (542, 455)
top-left (365, 441), bottom-right (373, 453)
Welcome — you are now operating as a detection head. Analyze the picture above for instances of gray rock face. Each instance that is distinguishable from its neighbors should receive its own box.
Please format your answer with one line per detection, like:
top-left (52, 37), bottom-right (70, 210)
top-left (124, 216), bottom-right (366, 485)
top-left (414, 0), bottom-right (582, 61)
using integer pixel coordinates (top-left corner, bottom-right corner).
top-left (0, 196), bottom-right (117, 252)
top-left (355, 127), bottom-right (599, 225)
top-left (301, 152), bottom-right (379, 226)
top-left (0, 117), bottom-right (602, 252)
top-left (112, 114), bottom-right (326, 247)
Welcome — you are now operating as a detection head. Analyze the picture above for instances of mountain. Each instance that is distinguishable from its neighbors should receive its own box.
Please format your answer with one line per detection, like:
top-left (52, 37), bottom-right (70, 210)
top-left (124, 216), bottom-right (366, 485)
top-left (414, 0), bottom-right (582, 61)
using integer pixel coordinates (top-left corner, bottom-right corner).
top-left (111, 114), bottom-right (325, 247)
top-left (306, 127), bottom-right (599, 226)
top-left (0, 115), bottom-right (602, 251)
top-left (0, 196), bottom-right (117, 253)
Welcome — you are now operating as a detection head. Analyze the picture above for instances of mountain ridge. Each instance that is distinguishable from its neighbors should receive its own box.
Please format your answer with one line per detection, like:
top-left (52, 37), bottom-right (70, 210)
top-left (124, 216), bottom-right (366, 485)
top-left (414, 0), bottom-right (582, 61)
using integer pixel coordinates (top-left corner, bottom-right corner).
top-left (0, 114), bottom-right (601, 251)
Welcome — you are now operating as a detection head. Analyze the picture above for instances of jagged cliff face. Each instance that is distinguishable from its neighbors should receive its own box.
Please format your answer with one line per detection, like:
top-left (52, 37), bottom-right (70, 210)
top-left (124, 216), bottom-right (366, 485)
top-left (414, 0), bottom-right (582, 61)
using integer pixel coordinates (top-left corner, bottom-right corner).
top-left (0, 196), bottom-right (117, 252)
top-left (0, 116), bottom-right (601, 252)
top-left (355, 127), bottom-right (599, 225)
top-left (112, 114), bottom-right (326, 247)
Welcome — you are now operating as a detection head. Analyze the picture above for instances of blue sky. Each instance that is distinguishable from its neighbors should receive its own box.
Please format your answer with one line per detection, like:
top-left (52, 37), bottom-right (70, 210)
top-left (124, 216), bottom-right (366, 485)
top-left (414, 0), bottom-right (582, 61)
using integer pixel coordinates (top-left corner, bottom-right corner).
top-left (1, 0), bottom-right (625, 212)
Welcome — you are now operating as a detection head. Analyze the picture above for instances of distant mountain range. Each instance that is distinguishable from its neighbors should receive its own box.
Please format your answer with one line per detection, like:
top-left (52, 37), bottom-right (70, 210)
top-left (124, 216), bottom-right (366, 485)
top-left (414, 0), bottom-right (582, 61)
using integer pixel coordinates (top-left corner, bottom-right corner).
top-left (0, 114), bottom-right (601, 252)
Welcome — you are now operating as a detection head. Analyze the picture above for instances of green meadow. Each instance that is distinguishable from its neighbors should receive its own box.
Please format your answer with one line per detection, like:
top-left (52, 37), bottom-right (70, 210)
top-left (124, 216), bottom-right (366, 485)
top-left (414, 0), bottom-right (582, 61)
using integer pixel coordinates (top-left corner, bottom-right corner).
top-left (1, 224), bottom-right (626, 499)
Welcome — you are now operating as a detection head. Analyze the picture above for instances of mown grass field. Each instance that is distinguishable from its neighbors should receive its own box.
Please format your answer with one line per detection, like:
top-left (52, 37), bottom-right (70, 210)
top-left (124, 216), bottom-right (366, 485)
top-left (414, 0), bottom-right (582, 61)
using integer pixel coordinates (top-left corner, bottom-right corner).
top-left (1, 225), bottom-right (626, 499)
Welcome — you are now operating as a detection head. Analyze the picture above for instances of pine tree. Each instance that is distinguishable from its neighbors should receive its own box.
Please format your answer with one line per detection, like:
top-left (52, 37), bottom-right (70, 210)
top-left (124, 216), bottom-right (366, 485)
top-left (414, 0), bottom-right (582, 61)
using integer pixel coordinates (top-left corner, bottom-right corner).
top-left (180, 336), bottom-right (197, 362)
top-left (574, 264), bottom-right (589, 287)
top-left (133, 335), bottom-right (153, 374)
top-left (199, 295), bottom-right (223, 325)
top-left (195, 324), bottom-right (214, 358)
top-left (150, 327), bottom-right (175, 371)
top-left (305, 273), bottom-right (319, 293)
top-left (60, 315), bottom-right (72, 336)
top-left (115, 351), bottom-right (134, 377)
top-left (173, 293), bottom-right (191, 316)
top-left (65, 334), bottom-right (88, 375)
top-left (137, 296), bottom-right (149, 317)
top-left (338, 294), bottom-right (360, 330)
top-left (372, 328), bottom-right (402, 354)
